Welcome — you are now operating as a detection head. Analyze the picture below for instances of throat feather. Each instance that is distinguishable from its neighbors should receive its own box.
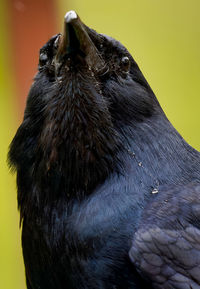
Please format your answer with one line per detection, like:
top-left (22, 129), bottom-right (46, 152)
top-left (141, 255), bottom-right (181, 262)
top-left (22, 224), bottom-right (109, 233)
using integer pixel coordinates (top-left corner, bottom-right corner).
top-left (39, 76), bottom-right (120, 189)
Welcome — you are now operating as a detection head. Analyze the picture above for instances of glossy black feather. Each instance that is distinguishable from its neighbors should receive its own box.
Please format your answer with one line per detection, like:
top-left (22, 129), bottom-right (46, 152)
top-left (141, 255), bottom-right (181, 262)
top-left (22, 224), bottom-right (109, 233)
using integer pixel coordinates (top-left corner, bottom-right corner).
top-left (129, 184), bottom-right (200, 289)
top-left (8, 16), bottom-right (200, 289)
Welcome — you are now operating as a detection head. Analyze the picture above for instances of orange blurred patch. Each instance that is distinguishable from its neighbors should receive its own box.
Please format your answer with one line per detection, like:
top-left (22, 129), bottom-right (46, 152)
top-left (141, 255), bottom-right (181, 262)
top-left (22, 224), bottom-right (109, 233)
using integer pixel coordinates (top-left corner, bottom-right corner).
top-left (9, 0), bottom-right (58, 118)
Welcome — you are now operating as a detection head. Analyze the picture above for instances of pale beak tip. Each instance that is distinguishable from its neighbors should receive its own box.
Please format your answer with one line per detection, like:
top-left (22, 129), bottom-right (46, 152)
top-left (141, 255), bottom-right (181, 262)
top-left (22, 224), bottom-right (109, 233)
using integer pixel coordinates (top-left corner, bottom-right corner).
top-left (65, 10), bottom-right (78, 24)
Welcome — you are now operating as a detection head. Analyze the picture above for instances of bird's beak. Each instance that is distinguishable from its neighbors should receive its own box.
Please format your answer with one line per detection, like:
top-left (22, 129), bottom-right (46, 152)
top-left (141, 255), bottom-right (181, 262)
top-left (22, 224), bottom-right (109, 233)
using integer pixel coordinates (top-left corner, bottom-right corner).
top-left (56, 10), bottom-right (106, 73)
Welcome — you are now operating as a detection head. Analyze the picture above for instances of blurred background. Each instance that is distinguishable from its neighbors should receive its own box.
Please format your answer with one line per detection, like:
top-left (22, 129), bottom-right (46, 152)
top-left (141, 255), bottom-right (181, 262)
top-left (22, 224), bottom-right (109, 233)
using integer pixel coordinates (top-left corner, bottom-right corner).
top-left (0, 0), bottom-right (199, 288)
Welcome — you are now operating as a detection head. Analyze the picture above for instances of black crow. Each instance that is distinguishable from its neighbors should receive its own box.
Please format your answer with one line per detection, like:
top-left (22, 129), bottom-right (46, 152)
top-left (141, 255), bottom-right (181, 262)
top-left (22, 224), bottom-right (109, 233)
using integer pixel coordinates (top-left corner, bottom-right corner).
top-left (9, 10), bottom-right (200, 289)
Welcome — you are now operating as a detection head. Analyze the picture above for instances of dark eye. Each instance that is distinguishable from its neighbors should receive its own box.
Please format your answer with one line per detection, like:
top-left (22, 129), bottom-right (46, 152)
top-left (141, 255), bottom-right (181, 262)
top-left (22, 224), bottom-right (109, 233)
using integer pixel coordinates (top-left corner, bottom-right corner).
top-left (39, 52), bottom-right (48, 66)
top-left (121, 56), bottom-right (130, 72)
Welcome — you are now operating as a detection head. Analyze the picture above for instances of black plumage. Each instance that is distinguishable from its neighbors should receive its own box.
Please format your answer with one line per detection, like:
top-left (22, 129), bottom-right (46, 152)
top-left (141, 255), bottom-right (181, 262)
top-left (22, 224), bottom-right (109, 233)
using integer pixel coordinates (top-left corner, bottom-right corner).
top-left (9, 11), bottom-right (200, 289)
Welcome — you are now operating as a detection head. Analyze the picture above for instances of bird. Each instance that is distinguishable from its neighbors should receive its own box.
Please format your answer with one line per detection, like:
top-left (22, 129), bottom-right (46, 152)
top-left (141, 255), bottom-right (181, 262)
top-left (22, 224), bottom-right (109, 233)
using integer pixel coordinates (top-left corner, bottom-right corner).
top-left (8, 10), bottom-right (200, 289)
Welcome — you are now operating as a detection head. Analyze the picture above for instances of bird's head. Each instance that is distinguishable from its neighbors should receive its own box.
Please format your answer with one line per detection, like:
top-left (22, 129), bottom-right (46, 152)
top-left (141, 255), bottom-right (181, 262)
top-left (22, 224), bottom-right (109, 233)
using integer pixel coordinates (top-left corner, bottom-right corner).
top-left (36, 10), bottom-right (158, 123)
top-left (11, 11), bottom-right (161, 193)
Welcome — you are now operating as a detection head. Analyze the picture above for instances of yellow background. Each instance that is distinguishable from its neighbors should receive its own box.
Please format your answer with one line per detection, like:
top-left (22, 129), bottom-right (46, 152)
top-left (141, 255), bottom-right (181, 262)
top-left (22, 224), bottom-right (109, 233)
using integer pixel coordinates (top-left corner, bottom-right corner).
top-left (1, 0), bottom-right (200, 288)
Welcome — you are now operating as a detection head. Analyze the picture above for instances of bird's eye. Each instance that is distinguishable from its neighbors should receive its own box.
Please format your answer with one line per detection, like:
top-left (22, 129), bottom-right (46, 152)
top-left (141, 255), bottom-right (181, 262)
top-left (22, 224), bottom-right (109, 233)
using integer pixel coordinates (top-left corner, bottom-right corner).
top-left (121, 56), bottom-right (130, 72)
top-left (39, 52), bottom-right (48, 66)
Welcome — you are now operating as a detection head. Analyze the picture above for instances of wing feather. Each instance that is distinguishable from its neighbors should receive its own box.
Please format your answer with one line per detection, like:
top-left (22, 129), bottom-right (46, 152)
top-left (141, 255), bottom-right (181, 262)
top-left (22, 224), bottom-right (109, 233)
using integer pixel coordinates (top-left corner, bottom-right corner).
top-left (129, 184), bottom-right (200, 289)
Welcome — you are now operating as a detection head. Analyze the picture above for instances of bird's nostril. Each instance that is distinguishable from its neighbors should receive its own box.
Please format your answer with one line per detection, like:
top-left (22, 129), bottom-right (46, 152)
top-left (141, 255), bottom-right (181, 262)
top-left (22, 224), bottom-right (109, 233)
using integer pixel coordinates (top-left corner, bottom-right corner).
top-left (54, 35), bottom-right (61, 50)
